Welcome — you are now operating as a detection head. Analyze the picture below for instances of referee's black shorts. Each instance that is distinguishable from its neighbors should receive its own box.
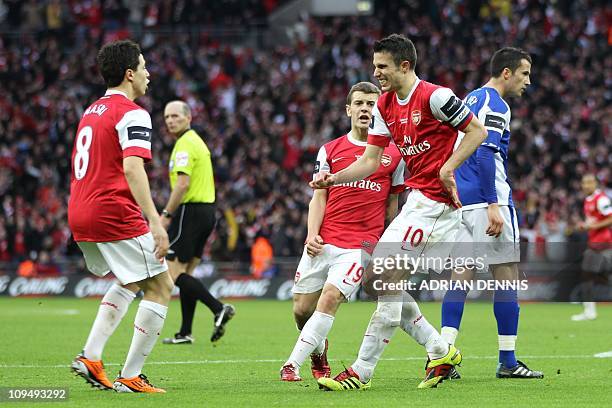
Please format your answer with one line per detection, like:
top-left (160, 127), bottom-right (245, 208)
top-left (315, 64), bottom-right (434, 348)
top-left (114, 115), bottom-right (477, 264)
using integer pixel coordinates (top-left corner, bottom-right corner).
top-left (167, 203), bottom-right (216, 263)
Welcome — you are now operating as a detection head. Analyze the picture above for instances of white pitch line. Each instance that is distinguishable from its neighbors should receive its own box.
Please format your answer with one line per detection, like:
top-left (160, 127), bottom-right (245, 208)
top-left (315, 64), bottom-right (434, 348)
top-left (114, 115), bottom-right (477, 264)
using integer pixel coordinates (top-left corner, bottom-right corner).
top-left (2, 309), bottom-right (80, 316)
top-left (0, 354), bottom-right (603, 369)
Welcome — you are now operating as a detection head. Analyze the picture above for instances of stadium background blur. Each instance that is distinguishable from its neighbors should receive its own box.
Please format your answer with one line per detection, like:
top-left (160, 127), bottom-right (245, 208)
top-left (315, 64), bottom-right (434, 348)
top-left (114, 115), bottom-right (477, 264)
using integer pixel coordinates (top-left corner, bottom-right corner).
top-left (0, 0), bottom-right (609, 276)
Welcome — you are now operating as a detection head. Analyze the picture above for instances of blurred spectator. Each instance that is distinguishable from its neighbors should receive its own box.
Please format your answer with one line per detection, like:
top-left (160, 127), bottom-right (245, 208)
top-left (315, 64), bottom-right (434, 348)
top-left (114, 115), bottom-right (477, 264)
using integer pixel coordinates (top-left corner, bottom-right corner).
top-left (17, 256), bottom-right (36, 277)
top-left (35, 250), bottom-right (61, 276)
top-left (251, 233), bottom-right (275, 279)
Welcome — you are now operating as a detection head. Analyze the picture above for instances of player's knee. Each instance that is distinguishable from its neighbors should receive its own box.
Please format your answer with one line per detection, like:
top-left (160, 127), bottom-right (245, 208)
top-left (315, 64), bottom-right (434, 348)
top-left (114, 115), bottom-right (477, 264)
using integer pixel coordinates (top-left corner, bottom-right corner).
top-left (400, 297), bottom-right (422, 322)
top-left (167, 260), bottom-right (187, 282)
top-left (160, 272), bottom-right (174, 295)
top-left (375, 301), bottom-right (402, 326)
top-left (293, 300), bottom-right (315, 328)
top-left (491, 263), bottom-right (518, 281)
top-left (142, 272), bottom-right (173, 302)
top-left (122, 282), bottom-right (140, 294)
top-left (316, 286), bottom-right (345, 315)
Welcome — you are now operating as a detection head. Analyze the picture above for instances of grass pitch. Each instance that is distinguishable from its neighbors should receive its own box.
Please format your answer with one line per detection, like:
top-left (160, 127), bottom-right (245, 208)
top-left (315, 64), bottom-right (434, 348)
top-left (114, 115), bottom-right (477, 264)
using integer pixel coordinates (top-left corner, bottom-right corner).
top-left (1, 298), bottom-right (611, 407)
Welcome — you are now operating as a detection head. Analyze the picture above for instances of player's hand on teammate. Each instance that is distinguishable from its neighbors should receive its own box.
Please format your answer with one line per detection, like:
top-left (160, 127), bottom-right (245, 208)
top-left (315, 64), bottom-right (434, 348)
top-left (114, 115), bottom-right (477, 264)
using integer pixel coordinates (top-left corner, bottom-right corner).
top-left (149, 220), bottom-right (170, 261)
top-left (439, 165), bottom-right (462, 208)
top-left (486, 203), bottom-right (503, 237)
top-left (309, 171), bottom-right (335, 189)
top-left (305, 235), bottom-right (324, 257)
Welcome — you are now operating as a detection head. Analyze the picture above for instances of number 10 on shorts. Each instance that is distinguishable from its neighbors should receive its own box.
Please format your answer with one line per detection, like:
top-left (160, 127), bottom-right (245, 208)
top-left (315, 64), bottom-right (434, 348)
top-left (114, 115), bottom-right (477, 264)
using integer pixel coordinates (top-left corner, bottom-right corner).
top-left (401, 225), bottom-right (424, 250)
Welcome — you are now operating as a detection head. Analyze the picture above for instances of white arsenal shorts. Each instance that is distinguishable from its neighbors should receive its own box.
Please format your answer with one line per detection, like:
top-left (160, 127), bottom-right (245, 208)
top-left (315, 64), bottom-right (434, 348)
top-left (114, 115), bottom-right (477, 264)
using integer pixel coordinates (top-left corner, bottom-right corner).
top-left (77, 232), bottom-right (168, 285)
top-left (293, 243), bottom-right (369, 299)
top-left (372, 189), bottom-right (461, 274)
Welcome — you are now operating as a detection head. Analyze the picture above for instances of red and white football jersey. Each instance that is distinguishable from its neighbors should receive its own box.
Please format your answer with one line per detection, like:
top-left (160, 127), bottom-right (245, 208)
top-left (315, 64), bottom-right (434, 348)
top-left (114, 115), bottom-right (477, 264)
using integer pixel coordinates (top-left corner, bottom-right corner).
top-left (368, 78), bottom-right (474, 205)
top-left (68, 90), bottom-right (153, 242)
top-left (315, 132), bottom-right (405, 252)
top-left (584, 190), bottom-right (612, 248)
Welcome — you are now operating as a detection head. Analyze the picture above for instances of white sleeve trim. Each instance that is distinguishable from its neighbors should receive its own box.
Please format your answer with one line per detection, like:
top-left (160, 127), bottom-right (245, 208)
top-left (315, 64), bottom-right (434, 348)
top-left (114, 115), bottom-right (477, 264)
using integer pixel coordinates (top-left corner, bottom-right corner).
top-left (115, 109), bottom-right (153, 151)
top-left (597, 195), bottom-right (612, 216)
top-left (313, 146), bottom-right (330, 180)
top-left (368, 103), bottom-right (392, 138)
top-left (430, 87), bottom-right (471, 128)
top-left (391, 159), bottom-right (405, 187)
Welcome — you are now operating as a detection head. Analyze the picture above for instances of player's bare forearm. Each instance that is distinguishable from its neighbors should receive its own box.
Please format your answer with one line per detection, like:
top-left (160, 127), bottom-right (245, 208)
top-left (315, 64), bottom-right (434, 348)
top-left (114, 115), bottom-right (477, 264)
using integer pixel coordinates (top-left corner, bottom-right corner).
top-left (385, 194), bottom-right (399, 227)
top-left (164, 174), bottom-right (190, 214)
top-left (123, 156), bottom-right (159, 222)
top-left (442, 118), bottom-right (487, 172)
top-left (307, 189), bottom-right (327, 240)
top-left (305, 189), bottom-right (327, 256)
top-left (588, 215), bottom-right (612, 230)
top-left (333, 144), bottom-right (383, 185)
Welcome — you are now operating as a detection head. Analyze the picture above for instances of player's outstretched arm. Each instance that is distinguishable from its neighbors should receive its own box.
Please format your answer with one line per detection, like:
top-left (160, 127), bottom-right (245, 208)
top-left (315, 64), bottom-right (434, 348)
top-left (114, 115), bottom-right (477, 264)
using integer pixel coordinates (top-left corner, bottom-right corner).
top-left (124, 156), bottom-right (169, 258)
top-left (310, 144), bottom-right (383, 188)
top-left (439, 117), bottom-right (487, 207)
top-left (584, 214), bottom-right (612, 231)
top-left (305, 189), bottom-right (327, 257)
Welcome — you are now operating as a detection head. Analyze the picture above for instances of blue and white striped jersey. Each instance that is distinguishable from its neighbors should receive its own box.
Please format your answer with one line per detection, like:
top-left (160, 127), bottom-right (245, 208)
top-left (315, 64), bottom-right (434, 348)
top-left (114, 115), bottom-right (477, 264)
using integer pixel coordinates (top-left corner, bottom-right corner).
top-left (455, 87), bottom-right (513, 209)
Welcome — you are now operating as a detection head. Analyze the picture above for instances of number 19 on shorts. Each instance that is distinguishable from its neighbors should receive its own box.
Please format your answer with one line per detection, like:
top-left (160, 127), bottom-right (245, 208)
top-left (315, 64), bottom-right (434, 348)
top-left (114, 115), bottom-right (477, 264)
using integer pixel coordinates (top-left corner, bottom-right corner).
top-left (344, 263), bottom-right (364, 284)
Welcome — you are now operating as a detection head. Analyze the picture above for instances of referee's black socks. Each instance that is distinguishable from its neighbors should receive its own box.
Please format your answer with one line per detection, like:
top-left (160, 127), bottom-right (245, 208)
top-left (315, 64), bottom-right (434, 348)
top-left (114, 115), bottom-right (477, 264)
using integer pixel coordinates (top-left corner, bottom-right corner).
top-left (175, 273), bottom-right (224, 315)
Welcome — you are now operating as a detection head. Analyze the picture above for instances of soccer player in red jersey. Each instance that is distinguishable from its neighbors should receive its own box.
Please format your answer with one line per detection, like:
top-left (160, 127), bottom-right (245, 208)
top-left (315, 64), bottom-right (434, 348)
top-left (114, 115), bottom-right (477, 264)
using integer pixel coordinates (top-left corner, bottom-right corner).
top-left (572, 173), bottom-right (612, 321)
top-left (313, 34), bottom-right (487, 390)
top-left (68, 40), bottom-right (173, 393)
top-left (280, 82), bottom-right (405, 382)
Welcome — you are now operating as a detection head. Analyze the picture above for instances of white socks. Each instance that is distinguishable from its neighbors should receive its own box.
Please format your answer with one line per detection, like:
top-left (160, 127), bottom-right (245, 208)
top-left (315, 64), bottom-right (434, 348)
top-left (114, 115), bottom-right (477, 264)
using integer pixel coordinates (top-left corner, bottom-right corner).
top-left (313, 338), bottom-right (326, 355)
top-left (352, 297), bottom-right (450, 381)
top-left (584, 302), bottom-right (597, 316)
top-left (498, 335), bottom-right (517, 351)
top-left (351, 300), bottom-right (401, 382)
top-left (286, 311), bottom-right (334, 368)
top-left (121, 300), bottom-right (167, 379)
top-left (83, 284), bottom-right (136, 361)
top-left (441, 327), bottom-right (459, 346)
top-left (399, 298), bottom-right (448, 360)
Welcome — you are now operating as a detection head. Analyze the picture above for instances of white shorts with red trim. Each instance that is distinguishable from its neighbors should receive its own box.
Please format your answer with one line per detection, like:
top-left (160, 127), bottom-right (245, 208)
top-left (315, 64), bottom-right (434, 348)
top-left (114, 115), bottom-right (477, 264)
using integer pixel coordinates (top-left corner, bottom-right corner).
top-left (77, 232), bottom-right (168, 285)
top-left (292, 243), bottom-right (369, 299)
top-left (372, 189), bottom-right (461, 274)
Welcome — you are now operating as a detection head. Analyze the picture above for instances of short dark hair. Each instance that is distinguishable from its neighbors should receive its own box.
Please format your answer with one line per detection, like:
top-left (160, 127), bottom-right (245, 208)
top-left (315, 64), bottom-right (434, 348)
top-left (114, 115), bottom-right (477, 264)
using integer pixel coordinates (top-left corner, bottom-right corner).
top-left (490, 47), bottom-right (532, 78)
top-left (346, 82), bottom-right (381, 105)
top-left (96, 40), bottom-right (141, 87)
top-left (373, 34), bottom-right (417, 70)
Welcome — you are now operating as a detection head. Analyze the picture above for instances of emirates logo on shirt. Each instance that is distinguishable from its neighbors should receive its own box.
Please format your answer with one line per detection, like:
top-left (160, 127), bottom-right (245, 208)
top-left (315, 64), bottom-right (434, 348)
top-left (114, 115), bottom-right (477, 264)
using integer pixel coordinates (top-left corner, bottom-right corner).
top-left (399, 140), bottom-right (431, 156)
top-left (336, 179), bottom-right (382, 192)
top-left (412, 110), bottom-right (421, 125)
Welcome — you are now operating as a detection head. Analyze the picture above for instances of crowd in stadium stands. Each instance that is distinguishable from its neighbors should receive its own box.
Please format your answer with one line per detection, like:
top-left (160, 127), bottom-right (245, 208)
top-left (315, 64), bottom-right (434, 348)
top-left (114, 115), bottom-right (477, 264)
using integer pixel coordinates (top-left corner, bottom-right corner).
top-left (0, 0), bottom-right (609, 273)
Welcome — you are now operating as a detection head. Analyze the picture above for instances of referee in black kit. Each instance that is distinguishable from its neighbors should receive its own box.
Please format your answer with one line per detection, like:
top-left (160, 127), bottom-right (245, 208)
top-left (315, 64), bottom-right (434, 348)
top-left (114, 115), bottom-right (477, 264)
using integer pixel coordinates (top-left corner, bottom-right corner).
top-left (160, 100), bottom-right (235, 344)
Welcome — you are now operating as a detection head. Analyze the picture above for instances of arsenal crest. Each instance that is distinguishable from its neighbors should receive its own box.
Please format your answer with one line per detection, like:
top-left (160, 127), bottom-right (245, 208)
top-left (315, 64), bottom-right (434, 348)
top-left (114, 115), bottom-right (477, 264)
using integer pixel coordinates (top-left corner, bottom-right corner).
top-left (381, 154), bottom-right (392, 167)
top-left (412, 110), bottom-right (421, 125)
